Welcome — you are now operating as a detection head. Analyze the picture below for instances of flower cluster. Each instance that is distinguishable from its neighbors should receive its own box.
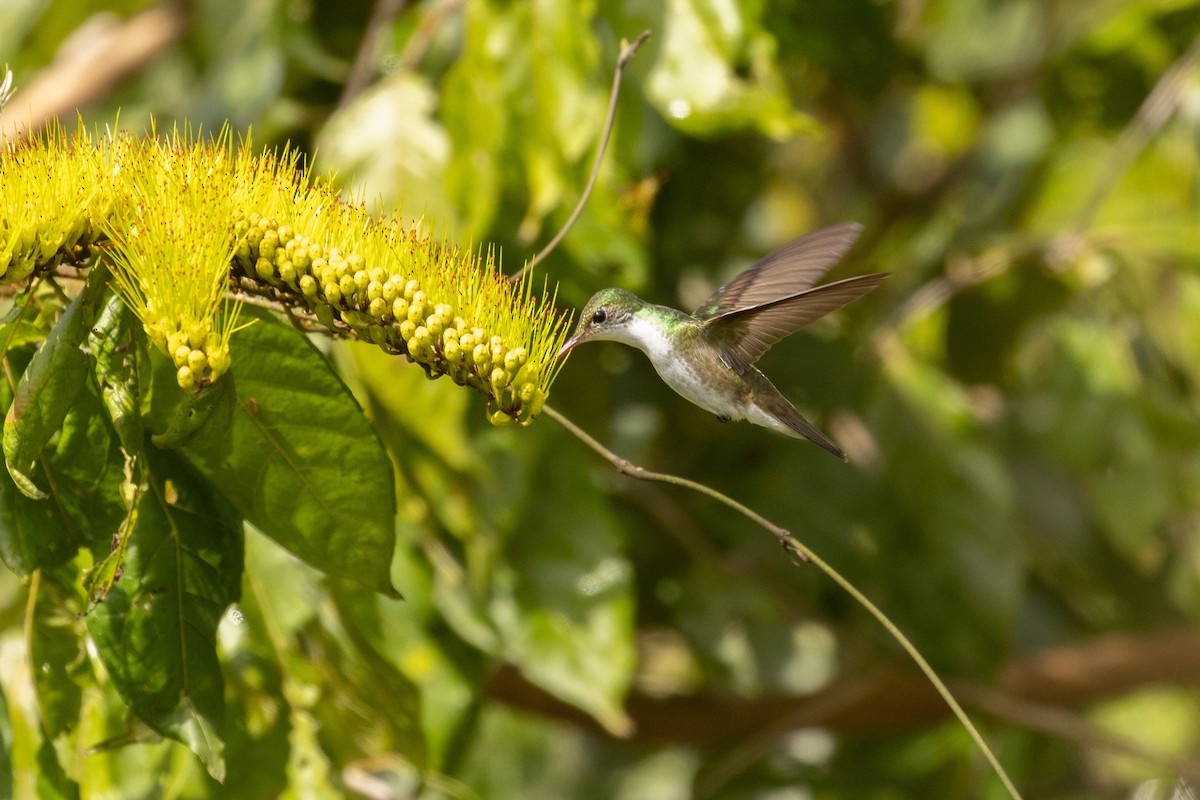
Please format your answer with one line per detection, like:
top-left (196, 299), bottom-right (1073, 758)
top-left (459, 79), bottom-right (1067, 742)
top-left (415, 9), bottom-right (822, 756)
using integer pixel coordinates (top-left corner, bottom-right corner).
top-left (0, 122), bottom-right (570, 423)
top-left (0, 123), bottom-right (110, 283)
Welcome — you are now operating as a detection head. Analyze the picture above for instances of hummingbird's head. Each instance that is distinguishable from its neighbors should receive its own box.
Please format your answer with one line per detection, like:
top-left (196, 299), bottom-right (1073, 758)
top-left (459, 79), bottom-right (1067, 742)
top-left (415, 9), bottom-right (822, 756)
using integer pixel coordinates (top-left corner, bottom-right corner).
top-left (558, 288), bottom-right (643, 358)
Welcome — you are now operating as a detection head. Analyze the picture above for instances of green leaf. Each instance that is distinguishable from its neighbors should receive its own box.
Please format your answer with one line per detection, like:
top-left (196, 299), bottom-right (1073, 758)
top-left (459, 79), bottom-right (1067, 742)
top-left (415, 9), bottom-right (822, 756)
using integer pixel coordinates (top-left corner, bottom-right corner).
top-left (85, 445), bottom-right (243, 781)
top-left (89, 292), bottom-right (144, 456)
top-left (29, 562), bottom-right (88, 739)
top-left (484, 433), bottom-right (636, 735)
top-left (3, 268), bottom-right (108, 498)
top-left (644, 0), bottom-right (816, 139)
top-left (0, 374), bottom-right (130, 576)
top-left (151, 374), bottom-right (235, 451)
top-left (0, 460), bottom-right (82, 575)
top-left (179, 312), bottom-right (399, 597)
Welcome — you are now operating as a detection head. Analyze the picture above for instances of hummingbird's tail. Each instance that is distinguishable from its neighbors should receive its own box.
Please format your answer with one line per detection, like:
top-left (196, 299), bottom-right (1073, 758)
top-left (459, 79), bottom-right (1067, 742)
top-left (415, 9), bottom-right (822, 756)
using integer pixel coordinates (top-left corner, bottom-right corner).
top-left (745, 373), bottom-right (848, 460)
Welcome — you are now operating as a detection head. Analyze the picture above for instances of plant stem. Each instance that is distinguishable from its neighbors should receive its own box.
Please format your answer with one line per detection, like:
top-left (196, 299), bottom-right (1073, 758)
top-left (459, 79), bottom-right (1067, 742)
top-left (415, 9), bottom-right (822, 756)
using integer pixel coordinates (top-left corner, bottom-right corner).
top-left (544, 403), bottom-right (1024, 800)
top-left (510, 30), bottom-right (652, 283)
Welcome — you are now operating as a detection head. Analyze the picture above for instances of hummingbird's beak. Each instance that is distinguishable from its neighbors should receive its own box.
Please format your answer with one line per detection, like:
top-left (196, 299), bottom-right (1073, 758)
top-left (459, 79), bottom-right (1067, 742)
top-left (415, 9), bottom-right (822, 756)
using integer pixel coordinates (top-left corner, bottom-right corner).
top-left (557, 333), bottom-right (584, 359)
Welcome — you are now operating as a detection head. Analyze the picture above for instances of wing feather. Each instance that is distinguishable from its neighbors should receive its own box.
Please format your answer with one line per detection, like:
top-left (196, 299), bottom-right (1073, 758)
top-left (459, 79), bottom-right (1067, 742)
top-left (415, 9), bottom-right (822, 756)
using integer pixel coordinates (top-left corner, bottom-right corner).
top-left (693, 223), bottom-right (864, 320)
top-left (706, 273), bottom-right (888, 365)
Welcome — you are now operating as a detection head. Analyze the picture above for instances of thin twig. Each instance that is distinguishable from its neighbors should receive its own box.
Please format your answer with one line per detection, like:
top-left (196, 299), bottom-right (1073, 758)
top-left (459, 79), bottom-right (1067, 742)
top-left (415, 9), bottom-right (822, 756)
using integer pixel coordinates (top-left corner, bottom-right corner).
top-left (340, 0), bottom-right (408, 108)
top-left (400, 0), bottom-right (466, 71)
top-left (544, 403), bottom-right (1024, 800)
top-left (1072, 32), bottom-right (1200, 235)
top-left (542, 404), bottom-right (805, 560)
top-left (509, 30), bottom-right (652, 283)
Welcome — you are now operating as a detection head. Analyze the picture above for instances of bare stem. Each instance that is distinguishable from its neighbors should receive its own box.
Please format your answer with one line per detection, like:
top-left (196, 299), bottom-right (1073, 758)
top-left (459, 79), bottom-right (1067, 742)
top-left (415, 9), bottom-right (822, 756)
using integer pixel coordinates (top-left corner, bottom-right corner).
top-left (509, 30), bottom-right (652, 283)
top-left (340, 0), bottom-right (409, 107)
top-left (543, 403), bottom-right (1024, 800)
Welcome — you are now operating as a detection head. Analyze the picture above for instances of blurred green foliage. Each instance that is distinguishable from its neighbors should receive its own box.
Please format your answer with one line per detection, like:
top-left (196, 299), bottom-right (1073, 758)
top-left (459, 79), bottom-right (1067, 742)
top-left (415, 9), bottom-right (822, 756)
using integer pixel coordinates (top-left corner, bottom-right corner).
top-left (1, 0), bottom-right (1199, 797)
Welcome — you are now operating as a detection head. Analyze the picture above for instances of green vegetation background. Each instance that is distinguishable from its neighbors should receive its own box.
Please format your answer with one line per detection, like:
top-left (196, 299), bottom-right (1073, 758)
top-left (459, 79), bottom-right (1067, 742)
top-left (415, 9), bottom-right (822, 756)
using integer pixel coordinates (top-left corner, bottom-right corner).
top-left (2, 0), bottom-right (1199, 797)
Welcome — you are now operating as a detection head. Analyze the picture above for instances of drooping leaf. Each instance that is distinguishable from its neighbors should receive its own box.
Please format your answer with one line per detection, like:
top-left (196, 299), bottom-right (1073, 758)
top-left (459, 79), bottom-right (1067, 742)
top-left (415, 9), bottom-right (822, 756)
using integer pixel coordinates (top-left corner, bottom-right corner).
top-left (29, 561), bottom-right (88, 740)
top-left (85, 445), bottom-right (243, 781)
top-left (2, 266), bottom-right (108, 498)
top-left (177, 311), bottom-right (399, 597)
top-left (89, 292), bottom-right (144, 456)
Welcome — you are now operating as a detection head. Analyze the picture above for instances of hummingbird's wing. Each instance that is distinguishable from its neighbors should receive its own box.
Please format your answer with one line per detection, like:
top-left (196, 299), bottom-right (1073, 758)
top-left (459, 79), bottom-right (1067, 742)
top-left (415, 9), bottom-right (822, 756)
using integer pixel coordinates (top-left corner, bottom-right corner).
top-left (702, 274), bottom-right (889, 365)
top-left (692, 223), bottom-right (864, 321)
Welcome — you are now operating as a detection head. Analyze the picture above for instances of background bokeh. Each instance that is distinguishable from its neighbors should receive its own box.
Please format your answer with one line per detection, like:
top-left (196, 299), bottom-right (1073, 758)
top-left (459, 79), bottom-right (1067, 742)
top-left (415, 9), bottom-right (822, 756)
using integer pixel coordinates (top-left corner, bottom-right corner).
top-left (2, 0), bottom-right (1199, 797)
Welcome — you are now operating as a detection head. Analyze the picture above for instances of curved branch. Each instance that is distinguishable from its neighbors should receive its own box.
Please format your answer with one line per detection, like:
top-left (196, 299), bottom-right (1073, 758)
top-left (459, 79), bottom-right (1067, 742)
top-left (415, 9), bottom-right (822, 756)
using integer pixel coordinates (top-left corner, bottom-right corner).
top-left (544, 402), bottom-right (1022, 799)
top-left (509, 30), bottom-right (652, 283)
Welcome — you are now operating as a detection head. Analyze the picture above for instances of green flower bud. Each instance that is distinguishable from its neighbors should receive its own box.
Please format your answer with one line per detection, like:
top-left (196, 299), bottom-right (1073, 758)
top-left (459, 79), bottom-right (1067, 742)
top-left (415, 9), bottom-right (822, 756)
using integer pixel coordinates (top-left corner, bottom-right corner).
top-left (512, 360), bottom-right (540, 389)
top-left (490, 367), bottom-right (508, 394)
top-left (346, 253), bottom-right (365, 272)
top-left (187, 348), bottom-right (209, 374)
top-left (411, 290), bottom-right (427, 308)
top-left (403, 279), bottom-right (420, 301)
top-left (523, 386), bottom-right (546, 419)
top-left (442, 325), bottom-right (460, 345)
top-left (406, 301), bottom-right (426, 326)
top-left (504, 346), bottom-right (527, 373)
top-left (369, 267), bottom-right (387, 284)
top-left (255, 257), bottom-right (275, 281)
top-left (443, 339), bottom-right (461, 363)
top-left (425, 313), bottom-right (445, 339)
top-left (399, 319), bottom-right (416, 340)
top-left (300, 274), bottom-right (318, 298)
top-left (339, 274), bottom-right (357, 299)
top-left (208, 346), bottom-right (230, 376)
top-left (392, 297), bottom-right (409, 320)
top-left (167, 330), bottom-right (189, 355)
top-left (174, 345), bottom-right (192, 368)
top-left (367, 281), bottom-right (384, 301)
top-left (489, 409), bottom-right (515, 427)
top-left (260, 230), bottom-right (279, 260)
top-left (177, 366), bottom-right (196, 391)
top-left (188, 323), bottom-right (209, 350)
top-left (292, 247), bottom-right (311, 272)
top-left (234, 239), bottom-right (251, 262)
top-left (277, 224), bottom-right (294, 244)
top-left (518, 381), bottom-right (537, 403)
top-left (414, 325), bottom-right (431, 348)
top-left (458, 332), bottom-right (476, 351)
top-left (324, 283), bottom-right (342, 305)
top-left (278, 260), bottom-right (296, 285)
top-left (354, 269), bottom-right (370, 292)
top-left (472, 343), bottom-right (491, 372)
top-left (382, 280), bottom-right (399, 303)
top-left (368, 297), bottom-right (388, 319)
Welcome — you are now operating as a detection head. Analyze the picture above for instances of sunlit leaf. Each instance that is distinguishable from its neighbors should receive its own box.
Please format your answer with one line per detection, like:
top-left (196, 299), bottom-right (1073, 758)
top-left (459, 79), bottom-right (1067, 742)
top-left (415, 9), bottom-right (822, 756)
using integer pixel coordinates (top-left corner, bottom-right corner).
top-left (178, 312), bottom-right (399, 597)
top-left (85, 446), bottom-right (243, 781)
top-left (2, 266), bottom-right (107, 498)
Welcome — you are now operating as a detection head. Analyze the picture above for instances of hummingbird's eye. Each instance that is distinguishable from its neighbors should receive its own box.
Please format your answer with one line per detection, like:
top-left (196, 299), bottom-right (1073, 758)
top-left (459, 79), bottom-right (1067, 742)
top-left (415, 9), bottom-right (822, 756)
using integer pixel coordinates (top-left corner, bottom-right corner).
top-left (592, 308), bottom-right (607, 325)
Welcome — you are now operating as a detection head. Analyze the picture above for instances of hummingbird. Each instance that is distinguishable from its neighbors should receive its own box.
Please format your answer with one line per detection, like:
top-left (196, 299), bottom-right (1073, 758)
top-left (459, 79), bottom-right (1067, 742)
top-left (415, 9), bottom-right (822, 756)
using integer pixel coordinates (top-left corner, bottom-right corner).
top-left (558, 223), bottom-right (887, 460)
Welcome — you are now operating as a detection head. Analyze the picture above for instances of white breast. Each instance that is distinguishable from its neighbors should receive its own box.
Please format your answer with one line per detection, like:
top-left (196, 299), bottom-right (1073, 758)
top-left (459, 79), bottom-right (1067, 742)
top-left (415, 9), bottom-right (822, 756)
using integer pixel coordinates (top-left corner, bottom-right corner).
top-left (622, 317), bottom-right (747, 421)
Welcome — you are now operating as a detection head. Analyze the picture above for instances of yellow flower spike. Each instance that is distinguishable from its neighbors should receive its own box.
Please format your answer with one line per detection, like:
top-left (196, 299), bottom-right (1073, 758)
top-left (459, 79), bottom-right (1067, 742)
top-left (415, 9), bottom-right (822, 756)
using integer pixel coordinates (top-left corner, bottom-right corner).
top-left (1, 119), bottom-right (572, 421)
top-left (100, 125), bottom-right (245, 391)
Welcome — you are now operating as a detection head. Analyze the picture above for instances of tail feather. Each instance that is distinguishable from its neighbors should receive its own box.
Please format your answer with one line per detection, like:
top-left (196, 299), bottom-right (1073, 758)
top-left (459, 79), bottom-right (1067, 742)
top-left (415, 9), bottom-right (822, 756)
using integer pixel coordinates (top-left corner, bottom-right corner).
top-left (749, 376), bottom-right (847, 461)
